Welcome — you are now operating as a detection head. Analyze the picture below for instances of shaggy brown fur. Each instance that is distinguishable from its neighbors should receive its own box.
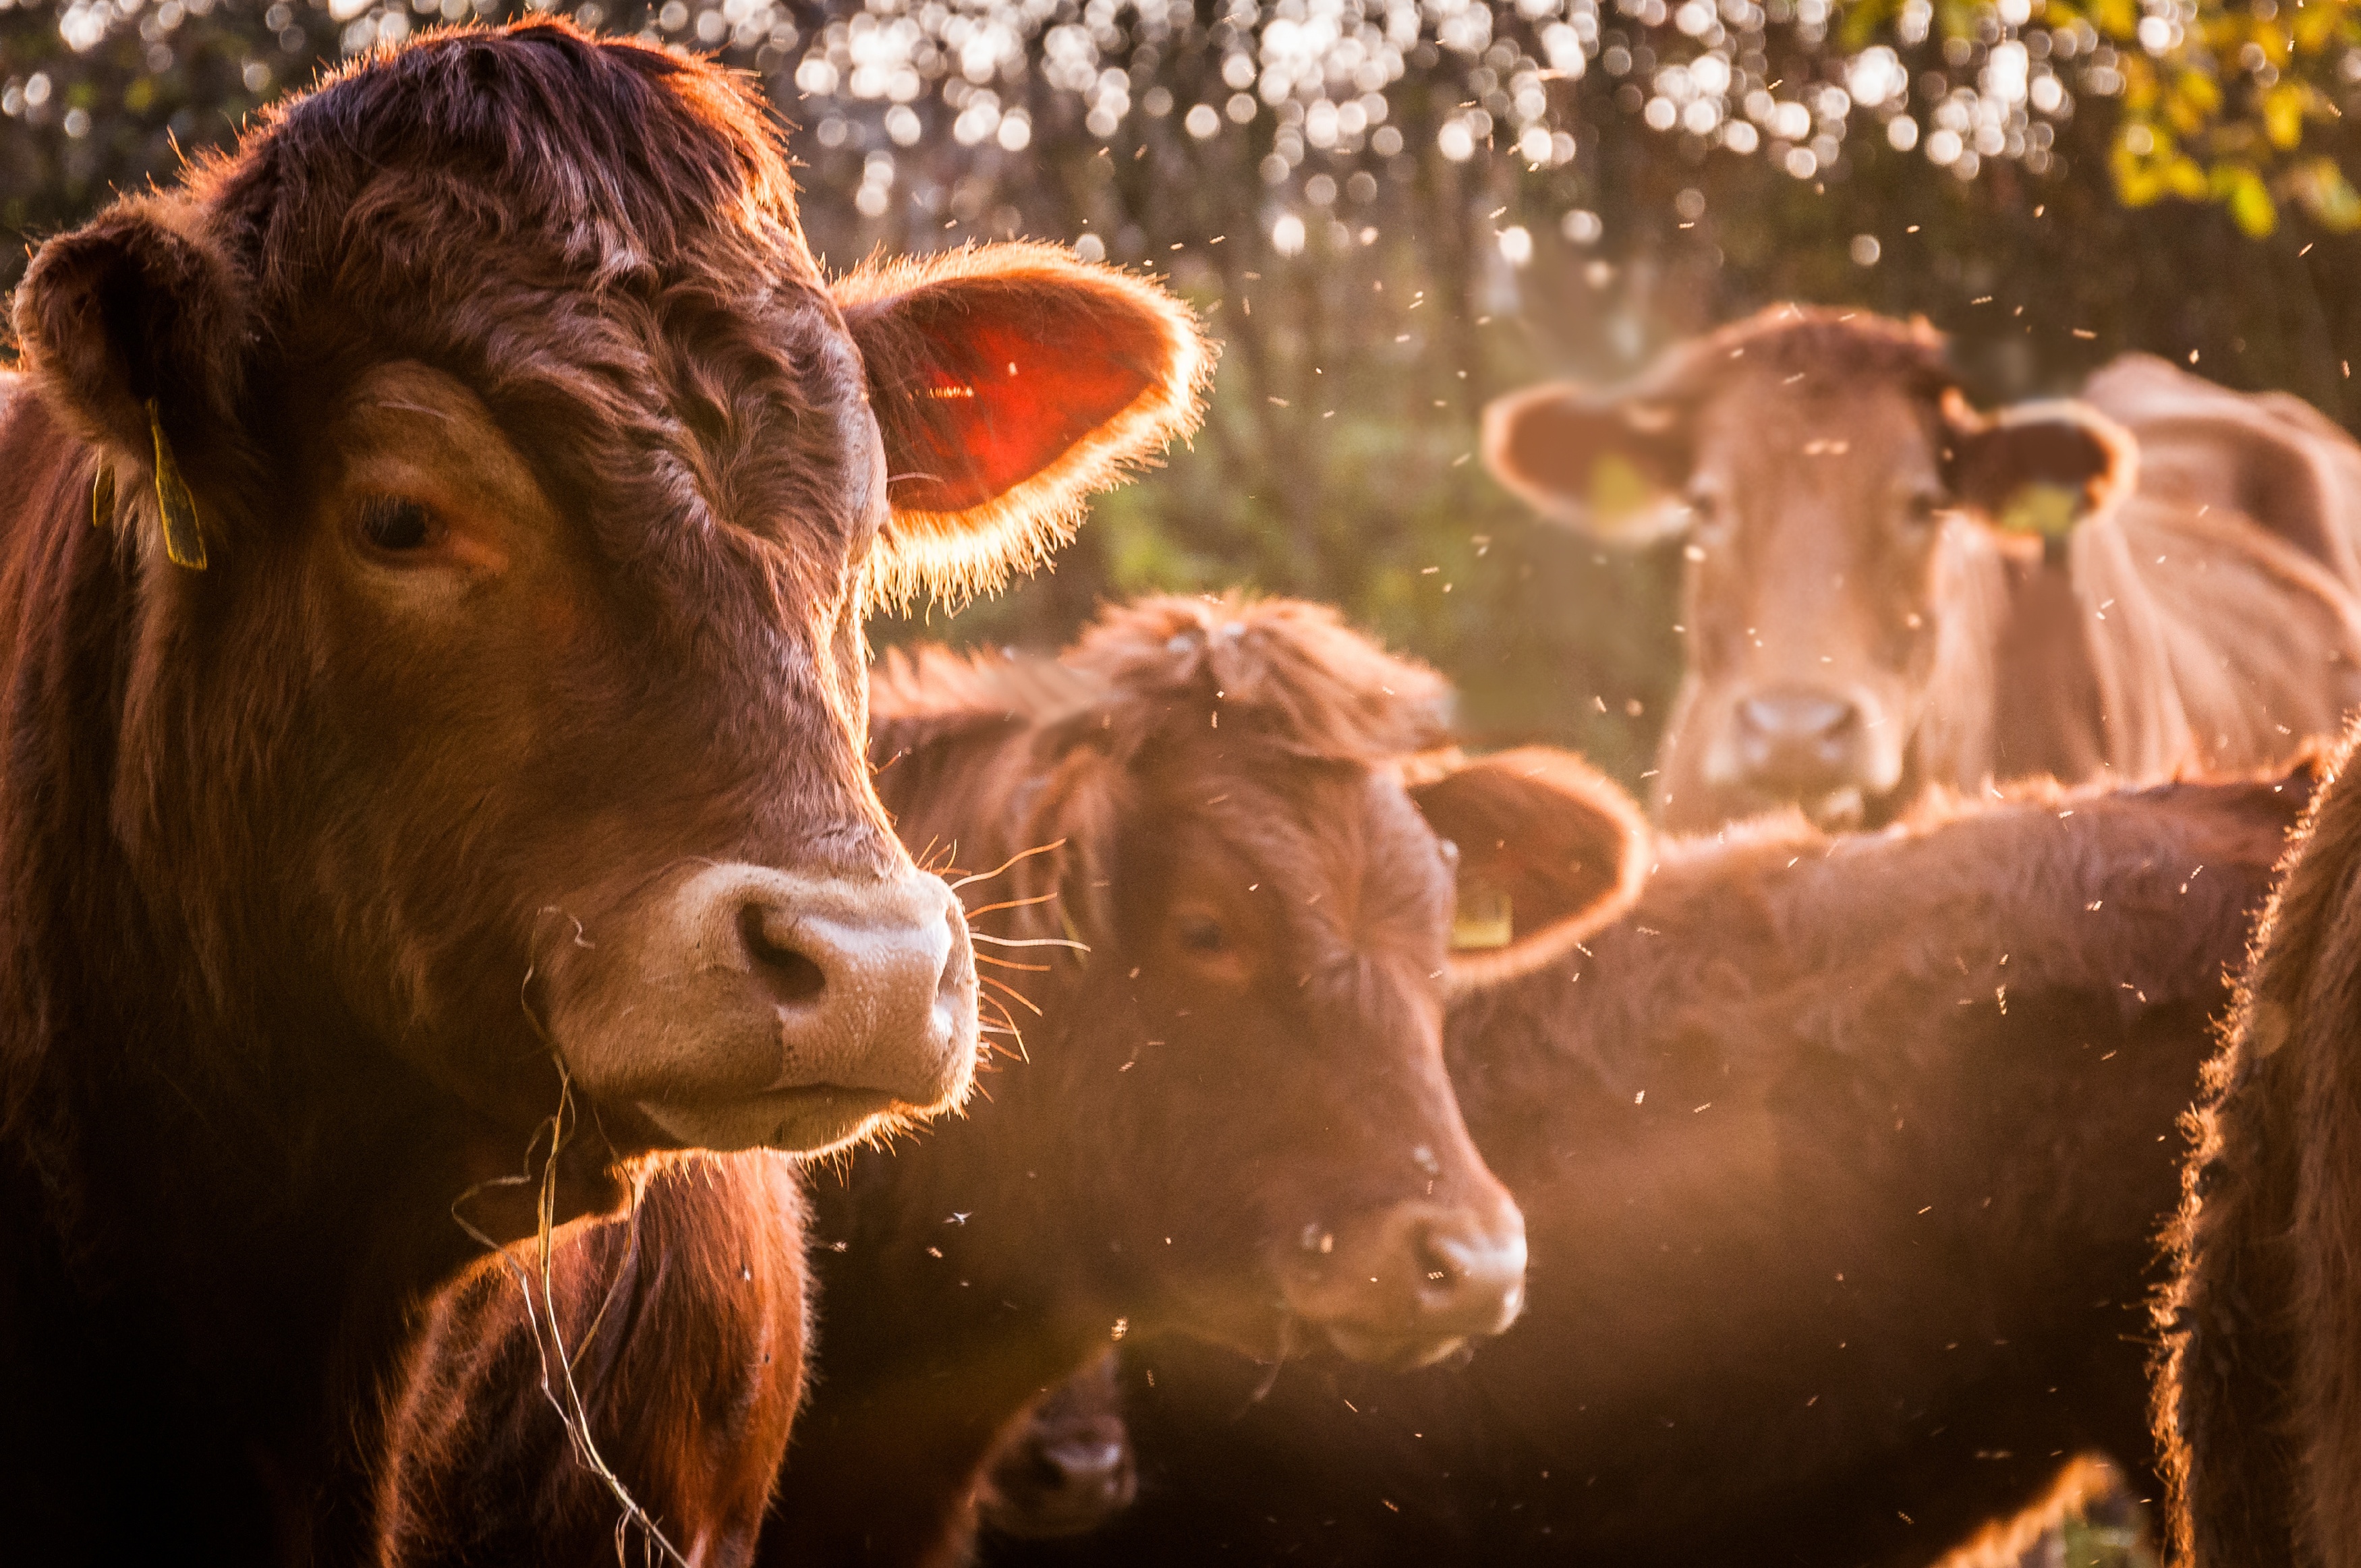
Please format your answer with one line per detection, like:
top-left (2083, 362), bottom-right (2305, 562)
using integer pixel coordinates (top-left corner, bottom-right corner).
top-left (2157, 720), bottom-right (2361, 1568)
top-left (1485, 306), bottom-right (2361, 834)
top-left (0, 22), bottom-right (1199, 1563)
top-left (1040, 760), bottom-right (2314, 1568)
top-left (375, 1153), bottom-right (807, 1567)
top-left (760, 596), bottom-right (1645, 1567)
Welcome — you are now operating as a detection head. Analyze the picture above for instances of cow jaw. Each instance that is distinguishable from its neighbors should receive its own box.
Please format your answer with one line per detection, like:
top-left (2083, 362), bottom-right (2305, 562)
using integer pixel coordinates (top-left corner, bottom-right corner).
top-left (538, 863), bottom-right (979, 1155)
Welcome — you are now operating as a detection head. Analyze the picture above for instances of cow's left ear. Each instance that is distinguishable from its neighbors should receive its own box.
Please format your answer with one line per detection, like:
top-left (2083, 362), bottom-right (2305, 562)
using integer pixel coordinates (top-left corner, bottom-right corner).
top-left (1405, 746), bottom-right (1649, 993)
top-left (836, 243), bottom-right (1211, 604)
top-left (1943, 390), bottom-right (2138, 542)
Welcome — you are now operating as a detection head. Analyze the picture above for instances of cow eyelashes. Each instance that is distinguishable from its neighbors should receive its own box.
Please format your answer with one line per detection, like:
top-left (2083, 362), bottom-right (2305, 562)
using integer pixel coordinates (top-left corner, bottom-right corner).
top-left (356, 496), bottom-right (440, 554)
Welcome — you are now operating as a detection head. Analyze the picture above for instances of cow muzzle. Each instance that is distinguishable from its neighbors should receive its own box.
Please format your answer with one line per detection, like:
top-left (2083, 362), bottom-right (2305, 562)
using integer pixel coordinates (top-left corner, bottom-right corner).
top-left (541, 863), bottom-right (978, 1155)
top-left (1707, 682), bottom-right (1899, 819)
top-left (1280, 1199), bottom-right (1529, 1370)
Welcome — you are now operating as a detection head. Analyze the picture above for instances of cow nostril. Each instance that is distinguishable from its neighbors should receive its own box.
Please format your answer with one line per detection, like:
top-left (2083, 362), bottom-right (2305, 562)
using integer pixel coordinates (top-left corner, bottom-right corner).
top-left (1413, 1229), bottom-right (1463, 1298)
top-left (737, 904), bottom-right (826, 1005)
top-left (1738, 691), bottom-right (1858, 742)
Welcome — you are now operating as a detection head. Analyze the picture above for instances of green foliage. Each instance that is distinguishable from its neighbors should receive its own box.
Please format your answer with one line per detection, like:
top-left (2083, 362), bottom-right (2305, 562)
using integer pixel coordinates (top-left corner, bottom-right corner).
top-left (6, 0), bottom-right (2361, 790)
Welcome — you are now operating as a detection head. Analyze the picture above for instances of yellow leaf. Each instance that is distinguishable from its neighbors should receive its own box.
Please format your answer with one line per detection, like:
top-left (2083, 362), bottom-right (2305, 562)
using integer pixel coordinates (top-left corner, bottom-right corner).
top-left (2289, 156), bottom-right (2361, 231)
top-left (2265, 82), bottom-right (2308, 148)
top-left (2168, 154), bottom-right (2211, 199)
top-left (2223, 163), bottom-right (2279, 236)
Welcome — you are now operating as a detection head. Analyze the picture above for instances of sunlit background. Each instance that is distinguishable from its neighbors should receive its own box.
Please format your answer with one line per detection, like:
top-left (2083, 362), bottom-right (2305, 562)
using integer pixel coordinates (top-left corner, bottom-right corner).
top-left (7, 0), bottom-right (2361, 784)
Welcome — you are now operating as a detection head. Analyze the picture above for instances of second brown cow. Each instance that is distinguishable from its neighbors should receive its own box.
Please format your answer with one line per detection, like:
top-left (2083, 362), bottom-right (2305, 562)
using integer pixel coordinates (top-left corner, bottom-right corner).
top-left (1485, 307), bottom-right (2361, 833)
top-left (761, 596), bottom-right (1645, 1566)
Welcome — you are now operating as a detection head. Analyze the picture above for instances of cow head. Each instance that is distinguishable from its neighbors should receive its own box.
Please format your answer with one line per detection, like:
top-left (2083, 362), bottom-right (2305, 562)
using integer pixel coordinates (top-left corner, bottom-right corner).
top-left (1484, 306), bottom-right (2134, 832)
top-left (942, 597), bottom-right (1645, 1370)
top-left (7, 24), bottom-right (1205, 1212)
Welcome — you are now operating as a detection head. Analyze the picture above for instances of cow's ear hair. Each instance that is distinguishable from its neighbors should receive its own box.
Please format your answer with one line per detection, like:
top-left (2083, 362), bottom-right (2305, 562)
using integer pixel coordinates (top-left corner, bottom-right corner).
top-left (1481, 382), bottom-right (1696, 545)
top-left (1942, 390), bottom-right (2138, 540)
top-left (1406, 746), bottom-right (1649, 992)
top-left (837, 243), bottom-right (1211, 606)
top-left (11, 196), bottom-right (250, 470)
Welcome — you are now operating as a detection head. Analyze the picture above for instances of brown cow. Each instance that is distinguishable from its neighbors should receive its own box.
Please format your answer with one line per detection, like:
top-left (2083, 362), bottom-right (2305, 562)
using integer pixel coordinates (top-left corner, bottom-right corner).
top-left (1028, 761), bottom-right (2311, 1568)
top-left (0, 22), bottom-right (1202, 1562)
top-left (2158, 723), bottom-right (2361, 1568)
top-left (760, 595), bottom-right (1647, 1567)
top-left (1485, 307), bottom-right (2361, 834)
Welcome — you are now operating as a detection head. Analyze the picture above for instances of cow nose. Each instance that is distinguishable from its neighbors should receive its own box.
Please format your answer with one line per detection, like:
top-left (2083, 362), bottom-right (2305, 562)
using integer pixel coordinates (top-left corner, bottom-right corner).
top-left (1033, 1435), bottom-right (1132, 1509)
top-left (1404, 1204), bottom-right (1528, 1336)
top-left (725, 873), bottom-right (973, 1095)
top-left (1284, 1199), bottom-right (1529, 1370)
top-left (1733, 686), bottom-right (1864, 787)
top-left (545, 863), bottom-right (979, 1157)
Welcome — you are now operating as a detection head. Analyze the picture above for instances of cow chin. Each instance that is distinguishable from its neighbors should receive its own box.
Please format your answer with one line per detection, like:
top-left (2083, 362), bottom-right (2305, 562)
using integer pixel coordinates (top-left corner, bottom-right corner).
top-left (636, 1084), bottom-right (916, 1156)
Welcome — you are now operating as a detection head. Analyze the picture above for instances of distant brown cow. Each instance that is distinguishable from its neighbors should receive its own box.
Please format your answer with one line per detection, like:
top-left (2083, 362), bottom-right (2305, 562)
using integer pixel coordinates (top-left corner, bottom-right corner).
top-left (975, 1349), bottom-right (1137, 1542)
top-left (2159, 723), bottom-right (2361, 1568)
top-left (1036, 762), bottom-right (2311, 1568)
top-left (760, 595), bottom-right (1647, 1567)
top-left (1485, 307), bottom-right (2361, 833)
top-left (0, 22), bottom-right (1202, 1562)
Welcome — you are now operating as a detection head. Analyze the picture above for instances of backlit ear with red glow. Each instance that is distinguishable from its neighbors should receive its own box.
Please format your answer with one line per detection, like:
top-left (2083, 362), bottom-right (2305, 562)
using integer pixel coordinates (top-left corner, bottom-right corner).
top-left (835, 243), bottom-right (1211, 605)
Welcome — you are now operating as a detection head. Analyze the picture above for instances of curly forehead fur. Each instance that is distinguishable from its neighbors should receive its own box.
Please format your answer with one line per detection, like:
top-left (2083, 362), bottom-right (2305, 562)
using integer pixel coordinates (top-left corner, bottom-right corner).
top-left (1059, 594), bottom-right (1452, 763)
top-left (192, 18), bottom-right (812, 291)
top-left (1639, 303), bottom-right (1959, 405)
top-left (873, 596), bottom-right (1451, 767)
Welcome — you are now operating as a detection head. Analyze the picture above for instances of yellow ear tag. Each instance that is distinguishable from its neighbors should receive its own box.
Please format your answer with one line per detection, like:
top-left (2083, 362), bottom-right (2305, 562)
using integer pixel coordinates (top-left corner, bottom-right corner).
top-left (1996, 481), bottom-right (2080, 541)
top-left (145, 399), bottom-right (208, 571)
top-left (1451, 885), bottom-right (1514, 952)
top-left (91, 464), bottom-right (114, 530)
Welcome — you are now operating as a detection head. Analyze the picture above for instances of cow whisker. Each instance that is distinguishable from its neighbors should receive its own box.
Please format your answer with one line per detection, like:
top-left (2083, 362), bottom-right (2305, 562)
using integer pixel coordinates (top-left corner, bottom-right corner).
top-left (975, 954), bottom-right (1053, 972)
top-left (970, 933), bottom-right (1091, 952)
top-left (979, 973), bottom-right (1044, 1016)
top-left (962, 890), bottom-right (1060, 920)
top-left (948, 838), bottom-right (1066, 891)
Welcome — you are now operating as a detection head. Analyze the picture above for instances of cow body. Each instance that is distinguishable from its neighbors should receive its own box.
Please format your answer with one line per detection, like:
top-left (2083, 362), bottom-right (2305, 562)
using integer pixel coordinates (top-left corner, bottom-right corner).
top-left (2159, 727), bottom-right (2361, 1568)
top-left (0, 24), bottom-right (1201, 1561)
top-left (1023, 765), bottom-right (2308, 1568)
top-left (1487, 310), bottom-right (2361, 832)
top-left (760, 596), bottom-right (1644, 1567)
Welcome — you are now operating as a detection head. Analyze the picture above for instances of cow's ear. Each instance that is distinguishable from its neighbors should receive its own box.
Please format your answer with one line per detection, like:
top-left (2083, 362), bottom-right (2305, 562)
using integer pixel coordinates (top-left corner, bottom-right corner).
top-left (836, 243), bottom-right (1211, 605)
top-left (1481, 382), bottom-right (1695, 545)
top-left (1943, 390), bottom-right (2138, 542)
top-left (1406, 746), bottom-right (1649, 992)
top-left (12, 196), bottom-right (250, 467)
top-left (11, 198), bottom-right (251, 568)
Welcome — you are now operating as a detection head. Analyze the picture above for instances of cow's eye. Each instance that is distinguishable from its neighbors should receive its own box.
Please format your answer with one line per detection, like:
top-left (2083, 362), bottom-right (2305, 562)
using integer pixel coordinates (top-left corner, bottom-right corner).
top-left (1903, 491), bottom-right (1945, 528)
top-left (1176, 913), bottom-right (1228, 954)
top-left (356, 496), bottom-right (438, 553)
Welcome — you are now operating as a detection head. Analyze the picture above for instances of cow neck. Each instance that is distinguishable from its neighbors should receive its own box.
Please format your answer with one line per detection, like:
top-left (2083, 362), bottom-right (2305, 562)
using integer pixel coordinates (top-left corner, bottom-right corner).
top-left (1437, 784), bottom-right (2282, 1539)
top-left (0, 412), bottom-right (530, 1550)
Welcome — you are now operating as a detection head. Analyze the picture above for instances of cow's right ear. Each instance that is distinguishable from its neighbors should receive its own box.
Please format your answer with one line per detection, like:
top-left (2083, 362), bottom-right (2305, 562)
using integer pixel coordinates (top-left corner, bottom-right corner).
top-left (11, 196), bottom-right (250, 473)
top-left (1406, 746), bottom-right (1649, 993)
top-left (836, 243), bottom-right (1211, 606)
top-left (1942, 390), bottom-right (2138, 542)
top-left (1481, 382), bottom-right (1695, 545)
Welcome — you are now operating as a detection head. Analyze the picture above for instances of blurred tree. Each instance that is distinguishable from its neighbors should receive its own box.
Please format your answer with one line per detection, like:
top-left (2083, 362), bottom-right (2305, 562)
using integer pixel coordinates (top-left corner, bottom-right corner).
top-left (6, 0), bottom-right (2361, 783)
